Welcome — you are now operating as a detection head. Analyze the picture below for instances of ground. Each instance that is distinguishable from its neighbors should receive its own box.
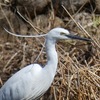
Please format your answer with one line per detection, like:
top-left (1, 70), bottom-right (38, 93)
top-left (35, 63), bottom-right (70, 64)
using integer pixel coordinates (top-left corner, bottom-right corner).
top-left (0, 0), bottom-right (100, 100)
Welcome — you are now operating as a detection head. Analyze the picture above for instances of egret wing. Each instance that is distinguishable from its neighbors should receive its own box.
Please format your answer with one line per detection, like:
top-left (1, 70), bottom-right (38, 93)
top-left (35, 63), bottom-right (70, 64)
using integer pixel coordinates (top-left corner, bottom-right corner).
top-left (0, 64), bottom-right (42, 100)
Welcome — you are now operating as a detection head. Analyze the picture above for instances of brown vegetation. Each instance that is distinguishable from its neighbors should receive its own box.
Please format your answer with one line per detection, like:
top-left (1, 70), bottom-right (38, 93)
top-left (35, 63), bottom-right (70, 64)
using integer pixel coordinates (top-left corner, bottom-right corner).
top-left (0, 0), bottom-right (100, 100)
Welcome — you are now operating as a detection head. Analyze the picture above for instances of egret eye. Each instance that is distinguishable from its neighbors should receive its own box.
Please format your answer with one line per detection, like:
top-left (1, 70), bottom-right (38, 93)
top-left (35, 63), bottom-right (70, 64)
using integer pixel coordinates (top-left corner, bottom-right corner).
top-left (60, 32), bottom-right (66, 36)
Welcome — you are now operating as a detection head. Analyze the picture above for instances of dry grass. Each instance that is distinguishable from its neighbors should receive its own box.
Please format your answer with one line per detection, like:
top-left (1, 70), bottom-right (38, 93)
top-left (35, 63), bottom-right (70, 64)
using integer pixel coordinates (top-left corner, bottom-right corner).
top-left (0, 1), bottom-right (100, 100)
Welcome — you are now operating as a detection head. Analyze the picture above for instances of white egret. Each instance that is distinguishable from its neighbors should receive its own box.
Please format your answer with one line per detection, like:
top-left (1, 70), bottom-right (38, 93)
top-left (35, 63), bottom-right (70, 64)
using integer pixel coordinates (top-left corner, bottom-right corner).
top-left (0, 27), bottom-right (91, 100)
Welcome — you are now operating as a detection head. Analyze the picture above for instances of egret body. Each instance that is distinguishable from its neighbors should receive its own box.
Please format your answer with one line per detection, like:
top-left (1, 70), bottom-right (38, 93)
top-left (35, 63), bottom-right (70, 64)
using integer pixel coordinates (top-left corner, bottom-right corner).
top-left (0, 28), bottom-right (90, 100)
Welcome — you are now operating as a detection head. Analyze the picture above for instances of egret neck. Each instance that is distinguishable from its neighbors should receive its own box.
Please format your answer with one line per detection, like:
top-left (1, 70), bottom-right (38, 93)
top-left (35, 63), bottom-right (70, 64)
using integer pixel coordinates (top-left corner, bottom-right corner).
top-left (44, 37), bottom-right (58, 78)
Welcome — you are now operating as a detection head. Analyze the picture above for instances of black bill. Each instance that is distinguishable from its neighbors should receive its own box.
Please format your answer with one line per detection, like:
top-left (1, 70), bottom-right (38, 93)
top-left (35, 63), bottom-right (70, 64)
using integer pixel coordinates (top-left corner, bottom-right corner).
top-left (66, 34), bottom-right (91, 41)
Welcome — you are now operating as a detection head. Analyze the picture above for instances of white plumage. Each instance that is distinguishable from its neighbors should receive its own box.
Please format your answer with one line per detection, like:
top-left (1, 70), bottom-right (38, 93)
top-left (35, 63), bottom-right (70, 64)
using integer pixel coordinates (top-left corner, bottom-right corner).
top-left (0, 28), bottom-right (90, 100)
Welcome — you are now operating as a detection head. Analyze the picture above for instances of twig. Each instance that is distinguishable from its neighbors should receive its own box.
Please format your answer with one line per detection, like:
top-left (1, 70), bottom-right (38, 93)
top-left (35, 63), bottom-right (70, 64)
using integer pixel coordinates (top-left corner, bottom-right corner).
top-left (16, 10), bottom-right (46, 33)
top-left (62, 5), bottom-right (100, 49)
top-left (34, 40), bottom-right (45, 62)
top-left (3, 51), bottom-right (20, 72)
top-left (0, 4), bottom-right (15, 33)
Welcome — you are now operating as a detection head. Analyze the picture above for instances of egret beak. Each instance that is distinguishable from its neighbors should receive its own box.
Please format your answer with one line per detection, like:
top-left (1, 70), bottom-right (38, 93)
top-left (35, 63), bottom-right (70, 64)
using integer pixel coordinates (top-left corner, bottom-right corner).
top-left (66, 34), bottom-right (91, 41)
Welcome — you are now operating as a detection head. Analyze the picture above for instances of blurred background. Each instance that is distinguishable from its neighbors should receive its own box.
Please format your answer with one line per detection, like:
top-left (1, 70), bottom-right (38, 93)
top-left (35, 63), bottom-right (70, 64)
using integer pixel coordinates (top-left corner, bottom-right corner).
top-left (0, 0), bottom-right (100, 100)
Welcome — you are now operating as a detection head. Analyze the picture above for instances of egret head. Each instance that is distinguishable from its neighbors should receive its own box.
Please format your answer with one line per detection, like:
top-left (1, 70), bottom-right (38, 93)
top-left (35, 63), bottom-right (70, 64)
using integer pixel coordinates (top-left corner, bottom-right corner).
top-left (47, 27), bottom-right (91, 41)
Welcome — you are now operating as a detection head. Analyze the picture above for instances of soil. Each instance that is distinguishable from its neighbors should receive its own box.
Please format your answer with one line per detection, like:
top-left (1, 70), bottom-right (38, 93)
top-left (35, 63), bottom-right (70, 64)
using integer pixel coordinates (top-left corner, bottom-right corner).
top-left (0, 0), bottom-right (100, 100)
